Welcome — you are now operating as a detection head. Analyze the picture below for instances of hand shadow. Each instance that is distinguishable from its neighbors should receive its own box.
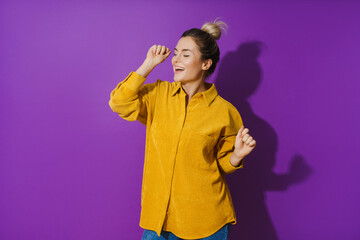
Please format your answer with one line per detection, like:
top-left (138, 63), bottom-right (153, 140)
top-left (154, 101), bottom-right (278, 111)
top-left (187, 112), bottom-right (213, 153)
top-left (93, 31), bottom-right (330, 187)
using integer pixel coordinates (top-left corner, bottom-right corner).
top-left (214, 41), bottom-right (313, 240)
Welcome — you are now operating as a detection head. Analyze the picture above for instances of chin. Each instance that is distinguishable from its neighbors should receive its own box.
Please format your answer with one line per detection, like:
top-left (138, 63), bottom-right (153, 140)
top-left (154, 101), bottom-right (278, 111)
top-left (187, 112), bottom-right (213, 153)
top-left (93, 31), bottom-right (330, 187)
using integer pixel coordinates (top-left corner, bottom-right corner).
top-left (174, 78), bottom-right (186, 83)
top-left (173, 75), bottom-right (183, 82)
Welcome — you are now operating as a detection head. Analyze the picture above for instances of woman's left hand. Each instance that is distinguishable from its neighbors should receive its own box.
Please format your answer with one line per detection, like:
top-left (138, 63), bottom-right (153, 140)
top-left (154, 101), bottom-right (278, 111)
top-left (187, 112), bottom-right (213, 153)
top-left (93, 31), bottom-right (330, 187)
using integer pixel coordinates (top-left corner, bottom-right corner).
top-left (233, 125), bottom-right (256, 159)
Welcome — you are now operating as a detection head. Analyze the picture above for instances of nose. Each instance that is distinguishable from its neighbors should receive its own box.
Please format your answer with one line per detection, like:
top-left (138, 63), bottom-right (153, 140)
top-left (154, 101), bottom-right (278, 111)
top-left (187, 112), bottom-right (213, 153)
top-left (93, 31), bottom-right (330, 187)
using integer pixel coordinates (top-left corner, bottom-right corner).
top-left (173, 53), bottom-right (181, 61)
top-left (173, 55), bottom-right (183, 65)
top-left (172, 56), bottom-right (178, 65)
top-left (173, 54), bottom-right (178, 61)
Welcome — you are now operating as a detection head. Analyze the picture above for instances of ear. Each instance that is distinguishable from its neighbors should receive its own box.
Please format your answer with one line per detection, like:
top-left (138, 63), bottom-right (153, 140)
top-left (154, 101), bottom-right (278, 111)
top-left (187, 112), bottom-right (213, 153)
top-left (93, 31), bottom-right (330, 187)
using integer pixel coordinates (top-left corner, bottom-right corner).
top-left (202, 59), bottom-right (212, 71)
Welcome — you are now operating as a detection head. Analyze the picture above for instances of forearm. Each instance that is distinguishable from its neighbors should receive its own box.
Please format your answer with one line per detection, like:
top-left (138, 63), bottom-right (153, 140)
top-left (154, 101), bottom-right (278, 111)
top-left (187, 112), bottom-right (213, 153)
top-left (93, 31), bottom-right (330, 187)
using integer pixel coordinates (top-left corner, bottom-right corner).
top-left (136, 59), bottom-right (157, 78)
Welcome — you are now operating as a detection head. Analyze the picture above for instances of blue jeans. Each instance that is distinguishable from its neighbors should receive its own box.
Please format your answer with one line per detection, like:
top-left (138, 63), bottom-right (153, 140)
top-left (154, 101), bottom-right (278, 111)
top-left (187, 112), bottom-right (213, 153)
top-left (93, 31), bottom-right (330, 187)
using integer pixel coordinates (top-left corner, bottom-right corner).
top-left (141, 223), bottom-right (232, 240)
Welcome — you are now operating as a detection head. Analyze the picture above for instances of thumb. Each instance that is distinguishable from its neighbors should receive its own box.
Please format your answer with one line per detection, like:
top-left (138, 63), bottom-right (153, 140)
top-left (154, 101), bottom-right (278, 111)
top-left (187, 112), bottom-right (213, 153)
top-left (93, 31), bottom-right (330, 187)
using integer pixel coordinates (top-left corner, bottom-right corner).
top-left (236, 127), bottom-right (243, 145)
top-left (238, 125), bottom-right (244, 138)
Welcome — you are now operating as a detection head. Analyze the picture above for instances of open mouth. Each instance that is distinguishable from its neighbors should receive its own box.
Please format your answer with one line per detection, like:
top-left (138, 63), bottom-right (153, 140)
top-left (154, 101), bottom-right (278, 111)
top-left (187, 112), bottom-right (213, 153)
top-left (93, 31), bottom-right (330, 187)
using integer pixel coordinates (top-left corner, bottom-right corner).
top-left (174, 67), bottom-right (185, 73)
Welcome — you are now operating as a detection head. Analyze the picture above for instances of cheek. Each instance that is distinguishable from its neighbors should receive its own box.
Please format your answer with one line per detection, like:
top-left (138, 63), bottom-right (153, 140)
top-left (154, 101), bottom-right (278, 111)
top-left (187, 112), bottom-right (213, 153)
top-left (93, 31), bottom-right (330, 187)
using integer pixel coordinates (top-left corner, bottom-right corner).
top-left (186, 60), bottom-right (201, 71)
top-left (184, 59), bottom-right (196, 68)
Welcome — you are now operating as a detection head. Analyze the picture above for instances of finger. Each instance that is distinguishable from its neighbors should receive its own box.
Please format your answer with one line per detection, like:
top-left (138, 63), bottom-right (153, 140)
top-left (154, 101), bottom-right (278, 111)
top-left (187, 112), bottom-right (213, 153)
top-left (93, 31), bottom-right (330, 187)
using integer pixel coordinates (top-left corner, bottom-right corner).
top-left (156, 45), bottom-right (161, 55)
top-left (242, 134), bottom-right (249, 142)
top-left (160, 46), bottom-right (166, 55)
top-left (246, 136), bottom-right (253, 144)
top-left (241, 128), bottom-right (249, 137)
top-left (165, 49), bottom-right (172, 57)
top-left (249, 140), bottom-right (256, 147)
top-left (236, 128), bottom-right (242, 138)
top-left (165, 48), bottom-right (171, 55)
top-left (238, 125), bottom-right (244, 137)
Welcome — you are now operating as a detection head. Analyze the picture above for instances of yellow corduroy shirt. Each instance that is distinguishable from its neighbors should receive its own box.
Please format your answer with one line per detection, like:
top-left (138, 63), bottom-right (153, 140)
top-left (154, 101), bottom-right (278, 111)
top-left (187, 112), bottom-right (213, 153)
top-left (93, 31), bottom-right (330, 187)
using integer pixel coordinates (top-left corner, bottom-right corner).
top-left (109, 71), bottom-right (244, 239)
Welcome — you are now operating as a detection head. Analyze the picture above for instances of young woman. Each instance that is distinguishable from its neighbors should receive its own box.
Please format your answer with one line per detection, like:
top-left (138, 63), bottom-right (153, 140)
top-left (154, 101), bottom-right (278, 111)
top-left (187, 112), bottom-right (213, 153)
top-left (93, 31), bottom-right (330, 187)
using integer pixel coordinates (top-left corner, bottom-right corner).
top-left (109, 18), bottom-right (256, 240)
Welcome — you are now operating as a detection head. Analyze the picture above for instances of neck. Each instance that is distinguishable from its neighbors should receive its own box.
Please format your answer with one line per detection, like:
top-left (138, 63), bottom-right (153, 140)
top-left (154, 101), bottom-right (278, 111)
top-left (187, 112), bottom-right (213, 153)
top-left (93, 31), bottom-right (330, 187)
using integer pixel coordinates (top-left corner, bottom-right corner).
top-left (181, 78), bottom-right (211, 106)
top-left (181, 81), bottom-right (207, 99)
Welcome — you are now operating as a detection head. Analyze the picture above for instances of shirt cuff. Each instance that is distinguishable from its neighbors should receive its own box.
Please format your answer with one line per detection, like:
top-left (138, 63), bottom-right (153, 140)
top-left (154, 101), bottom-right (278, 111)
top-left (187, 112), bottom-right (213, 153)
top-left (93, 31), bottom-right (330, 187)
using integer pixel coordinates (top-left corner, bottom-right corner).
top-left (222, 154), bottom-right (244, 175)
top-left (123, 71), bottom-right (146, 93)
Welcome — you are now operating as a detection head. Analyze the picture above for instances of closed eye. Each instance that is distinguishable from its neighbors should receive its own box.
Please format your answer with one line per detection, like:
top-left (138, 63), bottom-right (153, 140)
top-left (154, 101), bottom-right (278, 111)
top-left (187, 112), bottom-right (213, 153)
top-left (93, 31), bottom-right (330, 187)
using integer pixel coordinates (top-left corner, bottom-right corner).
top-left (174, 53), bottom-right (189, 57)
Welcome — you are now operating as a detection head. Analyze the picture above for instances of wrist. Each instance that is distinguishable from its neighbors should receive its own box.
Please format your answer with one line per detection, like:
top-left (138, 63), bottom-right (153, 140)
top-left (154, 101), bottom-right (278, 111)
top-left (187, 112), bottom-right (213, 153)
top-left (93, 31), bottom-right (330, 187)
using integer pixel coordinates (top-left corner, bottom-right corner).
top-left (136, 60), bottom-right (155, 78)
top-left (143, 59), bottom-right (156, 70)
top-left (230, 151), bottom-right (244, 167)
top-left (232, 149), bottom-right (245, 161)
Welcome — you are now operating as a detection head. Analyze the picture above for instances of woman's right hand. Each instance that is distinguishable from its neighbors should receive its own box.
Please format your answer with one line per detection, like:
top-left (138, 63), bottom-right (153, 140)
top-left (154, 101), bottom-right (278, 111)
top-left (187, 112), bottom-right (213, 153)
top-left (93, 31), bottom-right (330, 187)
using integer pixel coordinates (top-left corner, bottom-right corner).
top-left (145, 45), bottom-right (172, 67)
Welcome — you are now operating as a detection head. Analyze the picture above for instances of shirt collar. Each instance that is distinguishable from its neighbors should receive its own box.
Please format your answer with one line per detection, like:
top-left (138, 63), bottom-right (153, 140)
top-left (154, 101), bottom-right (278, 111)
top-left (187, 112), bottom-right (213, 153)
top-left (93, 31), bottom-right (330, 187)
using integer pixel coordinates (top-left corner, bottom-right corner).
top-left (171, 81), bottom-right (218, 107)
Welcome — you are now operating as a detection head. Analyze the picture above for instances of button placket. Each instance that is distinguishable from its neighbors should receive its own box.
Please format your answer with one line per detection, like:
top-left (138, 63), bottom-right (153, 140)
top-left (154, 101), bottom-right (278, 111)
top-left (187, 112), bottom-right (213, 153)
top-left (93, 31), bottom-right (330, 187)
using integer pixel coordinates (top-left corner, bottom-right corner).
top-left (187, 97), bottom-right (201, 114)
top-left (161, 92), bottom-right (188, 230)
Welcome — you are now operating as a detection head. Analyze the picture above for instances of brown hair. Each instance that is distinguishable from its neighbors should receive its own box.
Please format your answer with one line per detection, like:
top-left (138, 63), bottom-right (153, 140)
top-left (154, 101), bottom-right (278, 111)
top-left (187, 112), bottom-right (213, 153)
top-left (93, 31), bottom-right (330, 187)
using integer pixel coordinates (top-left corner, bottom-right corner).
top-left (181, 18), bottom-right (228, 78)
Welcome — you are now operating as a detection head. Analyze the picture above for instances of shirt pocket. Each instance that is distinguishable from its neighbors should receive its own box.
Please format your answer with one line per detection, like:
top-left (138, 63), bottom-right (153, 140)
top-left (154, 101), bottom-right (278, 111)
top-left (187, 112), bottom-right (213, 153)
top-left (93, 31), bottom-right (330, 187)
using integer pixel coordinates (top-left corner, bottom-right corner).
top-left (183, 130), bottom-right (218, 170)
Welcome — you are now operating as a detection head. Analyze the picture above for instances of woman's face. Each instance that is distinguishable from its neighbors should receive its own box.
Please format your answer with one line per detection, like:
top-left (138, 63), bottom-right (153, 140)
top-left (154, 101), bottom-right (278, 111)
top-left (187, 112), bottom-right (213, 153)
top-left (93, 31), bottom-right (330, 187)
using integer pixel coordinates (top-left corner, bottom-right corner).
top-left (171, 36), bottom-right (208, 83)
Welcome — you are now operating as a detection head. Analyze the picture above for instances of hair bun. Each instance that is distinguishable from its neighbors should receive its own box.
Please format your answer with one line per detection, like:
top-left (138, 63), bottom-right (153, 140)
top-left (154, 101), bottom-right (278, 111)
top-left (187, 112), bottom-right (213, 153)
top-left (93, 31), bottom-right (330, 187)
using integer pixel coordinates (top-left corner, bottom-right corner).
top-left (201, 17), bottom-right (228, 41)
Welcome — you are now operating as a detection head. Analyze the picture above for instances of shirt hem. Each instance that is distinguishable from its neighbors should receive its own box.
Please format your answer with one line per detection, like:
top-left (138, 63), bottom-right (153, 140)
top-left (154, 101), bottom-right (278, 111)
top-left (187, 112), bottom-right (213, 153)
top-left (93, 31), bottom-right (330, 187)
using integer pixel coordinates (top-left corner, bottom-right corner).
top-left (140, 218), bottom-right (236, 240)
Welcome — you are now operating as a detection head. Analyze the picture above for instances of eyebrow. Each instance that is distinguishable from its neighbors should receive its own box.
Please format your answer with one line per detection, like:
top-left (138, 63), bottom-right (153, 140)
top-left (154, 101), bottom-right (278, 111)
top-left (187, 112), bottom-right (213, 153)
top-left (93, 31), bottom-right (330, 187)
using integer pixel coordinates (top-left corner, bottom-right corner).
top-left (174, 48), bottom-right (192, 52)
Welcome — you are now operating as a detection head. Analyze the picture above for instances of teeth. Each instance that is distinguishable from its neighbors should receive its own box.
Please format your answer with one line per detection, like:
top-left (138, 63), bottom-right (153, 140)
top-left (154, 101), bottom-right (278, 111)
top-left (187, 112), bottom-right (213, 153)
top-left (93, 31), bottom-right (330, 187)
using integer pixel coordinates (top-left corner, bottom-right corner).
top-left (175, 67), bottom-right (185, 70)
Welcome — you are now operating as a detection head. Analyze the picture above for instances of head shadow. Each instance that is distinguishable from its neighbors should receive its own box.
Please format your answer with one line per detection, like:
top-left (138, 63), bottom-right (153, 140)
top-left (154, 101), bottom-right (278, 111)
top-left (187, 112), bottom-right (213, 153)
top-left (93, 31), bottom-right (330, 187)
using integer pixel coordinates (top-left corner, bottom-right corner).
top-left (214, 41), bottom-right (313, 240)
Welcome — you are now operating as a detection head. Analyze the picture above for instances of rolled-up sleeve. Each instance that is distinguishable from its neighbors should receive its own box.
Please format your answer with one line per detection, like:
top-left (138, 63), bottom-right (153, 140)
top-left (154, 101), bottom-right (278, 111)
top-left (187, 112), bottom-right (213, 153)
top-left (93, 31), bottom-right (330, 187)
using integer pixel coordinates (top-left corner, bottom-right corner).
top-left (109, 71), bottom-right (157, 125)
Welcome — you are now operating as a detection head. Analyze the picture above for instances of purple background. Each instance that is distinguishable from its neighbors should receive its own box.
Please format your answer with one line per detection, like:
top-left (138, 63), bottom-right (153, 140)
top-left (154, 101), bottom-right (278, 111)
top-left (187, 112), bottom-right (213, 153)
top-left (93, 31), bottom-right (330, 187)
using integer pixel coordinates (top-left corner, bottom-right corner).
top-left (1, 0), bottom-right (359, 239)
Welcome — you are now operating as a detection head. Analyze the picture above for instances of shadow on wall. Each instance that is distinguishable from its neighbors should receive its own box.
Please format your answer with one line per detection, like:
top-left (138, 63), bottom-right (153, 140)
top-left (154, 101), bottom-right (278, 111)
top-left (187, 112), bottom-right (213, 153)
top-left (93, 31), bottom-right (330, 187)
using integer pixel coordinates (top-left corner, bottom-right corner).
top-left (214, 41), bottom-right (313, 240)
